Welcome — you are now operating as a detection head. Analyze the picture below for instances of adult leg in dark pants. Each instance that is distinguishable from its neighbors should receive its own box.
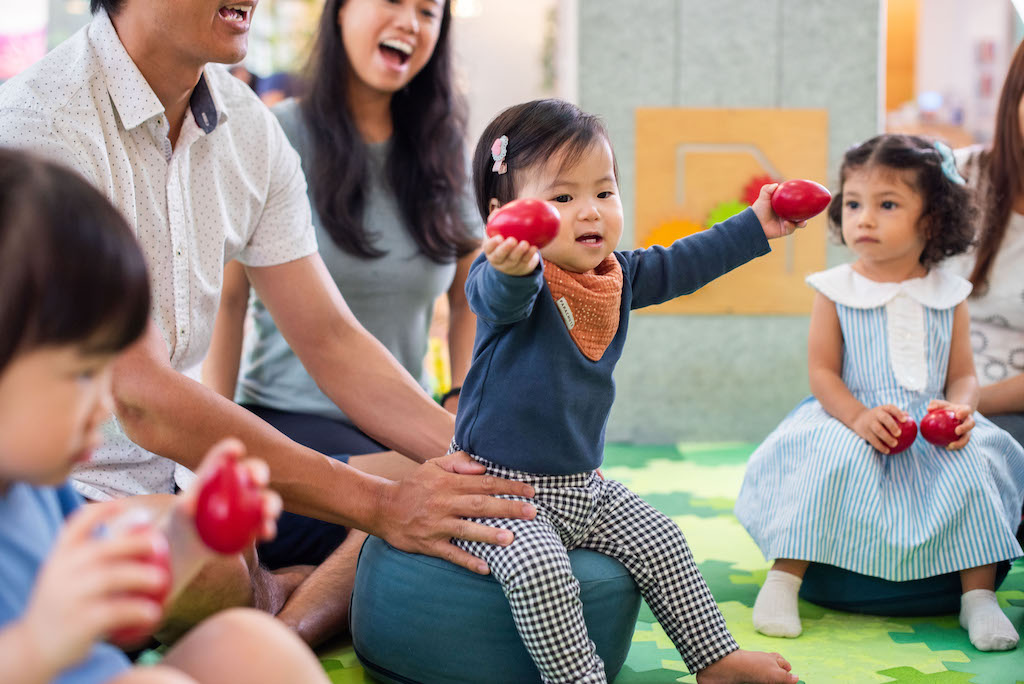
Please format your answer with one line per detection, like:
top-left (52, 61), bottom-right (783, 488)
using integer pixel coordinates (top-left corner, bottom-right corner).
top-left (244, 404), bottom-right (418, 647)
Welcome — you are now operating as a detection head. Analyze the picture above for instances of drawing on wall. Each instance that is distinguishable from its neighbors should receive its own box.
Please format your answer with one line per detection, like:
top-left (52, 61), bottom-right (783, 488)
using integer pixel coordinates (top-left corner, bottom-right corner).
top-left (635, 108), bottom-right (829, 315)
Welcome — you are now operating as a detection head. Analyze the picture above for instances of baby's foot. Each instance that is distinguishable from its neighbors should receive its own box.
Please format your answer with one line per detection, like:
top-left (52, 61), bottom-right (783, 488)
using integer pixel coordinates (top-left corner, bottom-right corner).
top-left (695, 650), bottom-right (798, 684)
top-left (752, 569), bottom-right (802, 637)
top-left (959, 589), bottom-right (1019, 651)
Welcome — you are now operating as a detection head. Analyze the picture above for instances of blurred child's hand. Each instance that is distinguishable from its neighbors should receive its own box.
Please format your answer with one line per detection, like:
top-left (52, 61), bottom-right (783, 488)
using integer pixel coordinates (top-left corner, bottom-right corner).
top-left (19, 502), bottom-right (168, 676)
top-left (177, 438), bottom-right (282, 548)
top-left (926, 399), bottom-right (975, 450)
top-left (852, 404), bottom-right (909, 454)
top-left (159, 438), bottom-right (282, 600)
top-left (751, 183), bottom-right (805, 240)
top-left (483, 235), bottom-right (540, 276)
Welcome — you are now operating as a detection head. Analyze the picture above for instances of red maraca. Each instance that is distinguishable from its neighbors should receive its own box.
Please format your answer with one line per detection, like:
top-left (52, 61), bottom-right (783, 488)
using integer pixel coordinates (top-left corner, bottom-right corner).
top-left (194, 459), bottom-right (263, 555)
top-left (485, 198), bottom-right (560, 249)
top-left (920, 409), bottom-right (961, 447)
top-left (888, 415), bottom-right (918, 454)
top-left (107, 512), bottom-right (171, 647)
top-left (770, 179), bottom-right (832, 223)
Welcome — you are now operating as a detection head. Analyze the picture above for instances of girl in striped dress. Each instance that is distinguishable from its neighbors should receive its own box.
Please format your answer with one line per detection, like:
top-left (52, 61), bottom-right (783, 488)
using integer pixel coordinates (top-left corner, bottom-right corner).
top-left (735, 134), bottom-right (1024, 652)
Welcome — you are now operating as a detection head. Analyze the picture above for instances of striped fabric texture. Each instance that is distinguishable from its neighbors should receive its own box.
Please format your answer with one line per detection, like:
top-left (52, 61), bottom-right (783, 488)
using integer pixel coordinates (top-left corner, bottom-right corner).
top-left (736, 302), bottom-right (1024, 581)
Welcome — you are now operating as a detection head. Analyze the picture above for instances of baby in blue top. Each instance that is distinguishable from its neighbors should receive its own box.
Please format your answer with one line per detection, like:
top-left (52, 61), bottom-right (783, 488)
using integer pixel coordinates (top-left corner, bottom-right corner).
top-left (0, 149), bottom-right (329, 684)
top-left (452, 98), bottom-right (803, 684)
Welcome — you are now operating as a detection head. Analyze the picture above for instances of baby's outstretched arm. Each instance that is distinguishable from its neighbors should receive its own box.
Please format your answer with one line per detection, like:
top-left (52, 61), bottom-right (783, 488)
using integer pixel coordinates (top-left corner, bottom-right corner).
top-left (807, 293), bottom-right (910, 453)
top-left (930, 301), bottom-right (979, 450)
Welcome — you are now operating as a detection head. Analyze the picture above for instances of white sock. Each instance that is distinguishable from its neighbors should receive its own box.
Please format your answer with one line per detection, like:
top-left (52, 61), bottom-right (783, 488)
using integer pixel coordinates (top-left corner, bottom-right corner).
top-left (959, 589), bottom-right (1019, 651)
top-left (752, 569), bottom-right (803, 638)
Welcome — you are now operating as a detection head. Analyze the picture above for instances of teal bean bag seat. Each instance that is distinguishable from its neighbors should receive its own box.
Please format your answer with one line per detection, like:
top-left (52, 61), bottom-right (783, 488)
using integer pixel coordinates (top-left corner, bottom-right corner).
top-left (799, 560), bottom-right (1011, 616)
top-left (350, 536), bottom-right (642, 683)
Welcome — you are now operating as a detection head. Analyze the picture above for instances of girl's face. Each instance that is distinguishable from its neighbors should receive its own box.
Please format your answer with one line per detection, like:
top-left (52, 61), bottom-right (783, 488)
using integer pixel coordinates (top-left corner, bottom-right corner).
top-left (338, 0), bottom-right (444, 98)
top-left (0, 346), bottom-right (115, 488)
top-left (840, 166), bottom-right (927, 273)
top-left (516, 139), bottom-right (623, 274)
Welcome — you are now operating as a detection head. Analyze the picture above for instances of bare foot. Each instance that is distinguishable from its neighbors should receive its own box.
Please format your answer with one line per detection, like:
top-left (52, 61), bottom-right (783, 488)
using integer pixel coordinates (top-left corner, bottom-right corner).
top-left (254, 564), bottom-right (316, 615)
top-left (696, 649), bottom-right (798, 684)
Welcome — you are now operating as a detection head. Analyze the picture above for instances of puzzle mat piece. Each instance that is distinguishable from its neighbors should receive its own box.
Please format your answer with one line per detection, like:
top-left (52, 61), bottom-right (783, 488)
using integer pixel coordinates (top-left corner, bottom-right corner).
top-left (626, 602), bottom-right (970, 684)
top-left (604, 458), bottom-right (748, 508)
top-left (891, 618), bottom-right (1024, 684)
top-left (877, 667), bottom-right (977, 683)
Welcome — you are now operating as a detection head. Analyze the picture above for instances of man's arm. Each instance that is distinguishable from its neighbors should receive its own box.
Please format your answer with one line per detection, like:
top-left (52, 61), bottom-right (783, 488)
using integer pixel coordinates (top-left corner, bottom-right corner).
top-left (111, 320), bottom-right (536, 573)
top-left (246, 254), bottom-right (454, 463)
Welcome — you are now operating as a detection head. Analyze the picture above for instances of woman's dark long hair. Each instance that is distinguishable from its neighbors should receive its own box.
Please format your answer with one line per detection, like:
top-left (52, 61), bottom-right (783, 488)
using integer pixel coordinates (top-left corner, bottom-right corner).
top-left (969, 39), bottom-right (1024, 293)
top-left (301, 0), bottom-right (477, 263)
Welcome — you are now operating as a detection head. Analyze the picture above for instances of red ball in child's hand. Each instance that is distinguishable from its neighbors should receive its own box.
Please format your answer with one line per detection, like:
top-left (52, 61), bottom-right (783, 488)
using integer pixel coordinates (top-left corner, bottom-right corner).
top-left (108, 527), bottom-right (171, 647)
top-left (195, 459), bottom-right (263, 555)
top-left (485, 198), bottom-right (560, 249)
top-left (888, 416), bottom-right (918, 454)
top-left (770, 179), bottom-right (832, 223)
top-left (920, 409), bottom-right (961, 447)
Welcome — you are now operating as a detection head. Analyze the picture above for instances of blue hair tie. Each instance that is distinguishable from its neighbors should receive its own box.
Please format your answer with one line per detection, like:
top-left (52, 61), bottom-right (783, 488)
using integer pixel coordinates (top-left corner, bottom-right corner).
top-left (934, 141), bottom-right (966, 185)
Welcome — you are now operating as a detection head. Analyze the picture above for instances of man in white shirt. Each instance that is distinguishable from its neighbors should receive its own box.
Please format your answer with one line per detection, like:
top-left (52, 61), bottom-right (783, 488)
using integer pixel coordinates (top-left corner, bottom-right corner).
top-left (0, 0), bottom-right (535, 645)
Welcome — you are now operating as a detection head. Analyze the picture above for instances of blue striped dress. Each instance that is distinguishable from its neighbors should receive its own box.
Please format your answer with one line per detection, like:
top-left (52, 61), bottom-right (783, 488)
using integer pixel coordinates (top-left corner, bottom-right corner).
top-left (735, 265), bottom-right (1024, 581)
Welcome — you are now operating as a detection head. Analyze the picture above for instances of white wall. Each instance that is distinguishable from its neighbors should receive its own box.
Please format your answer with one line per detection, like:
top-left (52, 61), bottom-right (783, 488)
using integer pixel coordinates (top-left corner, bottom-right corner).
top-left (452, 0), bottom-right (559, 147)
top-left (916, 0), bottom-right (1018, 141)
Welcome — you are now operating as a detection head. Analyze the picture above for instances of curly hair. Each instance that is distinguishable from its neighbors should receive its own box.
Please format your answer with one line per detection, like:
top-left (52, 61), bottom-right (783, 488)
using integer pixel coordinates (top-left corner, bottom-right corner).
top-left (826, 134), bottom-right (977, 267)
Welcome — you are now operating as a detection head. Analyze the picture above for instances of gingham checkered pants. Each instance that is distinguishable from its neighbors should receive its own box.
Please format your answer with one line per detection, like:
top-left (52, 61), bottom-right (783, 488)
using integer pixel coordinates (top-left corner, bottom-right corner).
top-left (453, 446), bottom-right (738, 683)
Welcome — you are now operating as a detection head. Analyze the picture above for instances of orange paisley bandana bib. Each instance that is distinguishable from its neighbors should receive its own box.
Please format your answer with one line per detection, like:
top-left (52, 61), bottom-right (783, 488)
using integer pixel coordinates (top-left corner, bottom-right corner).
top-left (542, 256), bottom-right (623, 361)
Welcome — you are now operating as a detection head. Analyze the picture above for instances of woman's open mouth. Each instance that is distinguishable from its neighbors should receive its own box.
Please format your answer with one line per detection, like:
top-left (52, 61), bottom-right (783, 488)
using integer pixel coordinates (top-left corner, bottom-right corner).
top-left (379, 38), bottom-right (413, 68)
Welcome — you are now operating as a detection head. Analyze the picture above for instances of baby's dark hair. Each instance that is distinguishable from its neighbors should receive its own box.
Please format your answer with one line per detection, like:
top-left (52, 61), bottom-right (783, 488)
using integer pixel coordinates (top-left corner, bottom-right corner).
top-left (472, 98), bottom-right (617, 221)
top-left (0, 150), bottom-right (150, 375)
top-left (826, 134), bottom-right (976, 267)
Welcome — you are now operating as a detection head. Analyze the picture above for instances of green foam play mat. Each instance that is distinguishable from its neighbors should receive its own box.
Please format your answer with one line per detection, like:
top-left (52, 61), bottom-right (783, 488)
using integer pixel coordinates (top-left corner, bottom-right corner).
top-left (317, 442), bottom-right (1024, 683)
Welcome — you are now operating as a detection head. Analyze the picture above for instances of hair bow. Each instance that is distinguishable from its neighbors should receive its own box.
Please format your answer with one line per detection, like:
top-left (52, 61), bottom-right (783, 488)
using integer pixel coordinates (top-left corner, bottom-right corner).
top-left (934, 141), bottom-right (966, 185)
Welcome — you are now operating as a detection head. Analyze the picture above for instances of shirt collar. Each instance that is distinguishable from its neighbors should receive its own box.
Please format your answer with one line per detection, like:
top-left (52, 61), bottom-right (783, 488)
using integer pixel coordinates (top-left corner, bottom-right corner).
top-left (806, 263), bottom-right (972, 310)
top-left (90, 10), bottom-right (224, 134)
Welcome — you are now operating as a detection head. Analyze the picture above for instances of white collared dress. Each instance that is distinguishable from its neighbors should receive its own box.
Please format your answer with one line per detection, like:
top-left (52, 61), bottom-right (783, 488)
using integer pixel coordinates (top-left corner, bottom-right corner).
top-left (735, 264), bottom-right (1024, 581)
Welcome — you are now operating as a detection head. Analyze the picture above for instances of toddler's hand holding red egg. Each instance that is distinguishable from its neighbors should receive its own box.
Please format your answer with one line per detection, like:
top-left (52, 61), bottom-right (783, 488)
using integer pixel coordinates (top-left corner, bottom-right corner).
top-left (188, 438), bottom-right (280, 556)
top-left (106, 509), bottom-right (172, 647)
top-left (750, 179), bottom-right (830, 239)
top-left (483, 199), bottom-right (560, 276)
top-left (770, 179), bottom-right (832, 223)
top-left (485, 198), bottom-right (560, 249)
top-left (853, 404), bottom-right (916, 454)
top-left (921, 401), bottom-right (973, 449)
top-left (888, 415), bottom-right (918, 454)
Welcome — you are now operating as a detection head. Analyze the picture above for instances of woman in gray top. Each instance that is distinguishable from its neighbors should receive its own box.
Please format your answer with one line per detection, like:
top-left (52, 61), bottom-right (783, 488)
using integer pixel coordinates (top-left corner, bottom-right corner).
top-left (203, 0), bottom-right (481, 618)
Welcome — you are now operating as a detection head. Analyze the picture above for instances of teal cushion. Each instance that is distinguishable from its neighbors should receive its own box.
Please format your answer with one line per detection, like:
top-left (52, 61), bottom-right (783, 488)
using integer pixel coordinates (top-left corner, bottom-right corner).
top-left (799, 561), bottom-right (1011, 616)
top-left (351, 536), bottom-right (642, 683)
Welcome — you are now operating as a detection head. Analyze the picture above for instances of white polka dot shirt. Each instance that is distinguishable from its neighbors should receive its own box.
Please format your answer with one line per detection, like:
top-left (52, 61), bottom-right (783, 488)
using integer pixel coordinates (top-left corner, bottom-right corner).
top-left (0, 12), bottom-right (318, 500)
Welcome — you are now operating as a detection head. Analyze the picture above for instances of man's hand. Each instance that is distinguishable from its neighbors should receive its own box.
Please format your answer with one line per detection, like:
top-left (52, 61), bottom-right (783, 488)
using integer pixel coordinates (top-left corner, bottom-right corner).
top-left (374, 452), bottom-right (536, 574)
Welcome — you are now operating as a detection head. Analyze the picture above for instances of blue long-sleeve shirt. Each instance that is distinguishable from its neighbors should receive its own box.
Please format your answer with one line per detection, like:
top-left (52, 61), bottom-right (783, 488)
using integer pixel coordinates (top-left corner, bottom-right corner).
top-left (454, 207), bottom-right (770, 474)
